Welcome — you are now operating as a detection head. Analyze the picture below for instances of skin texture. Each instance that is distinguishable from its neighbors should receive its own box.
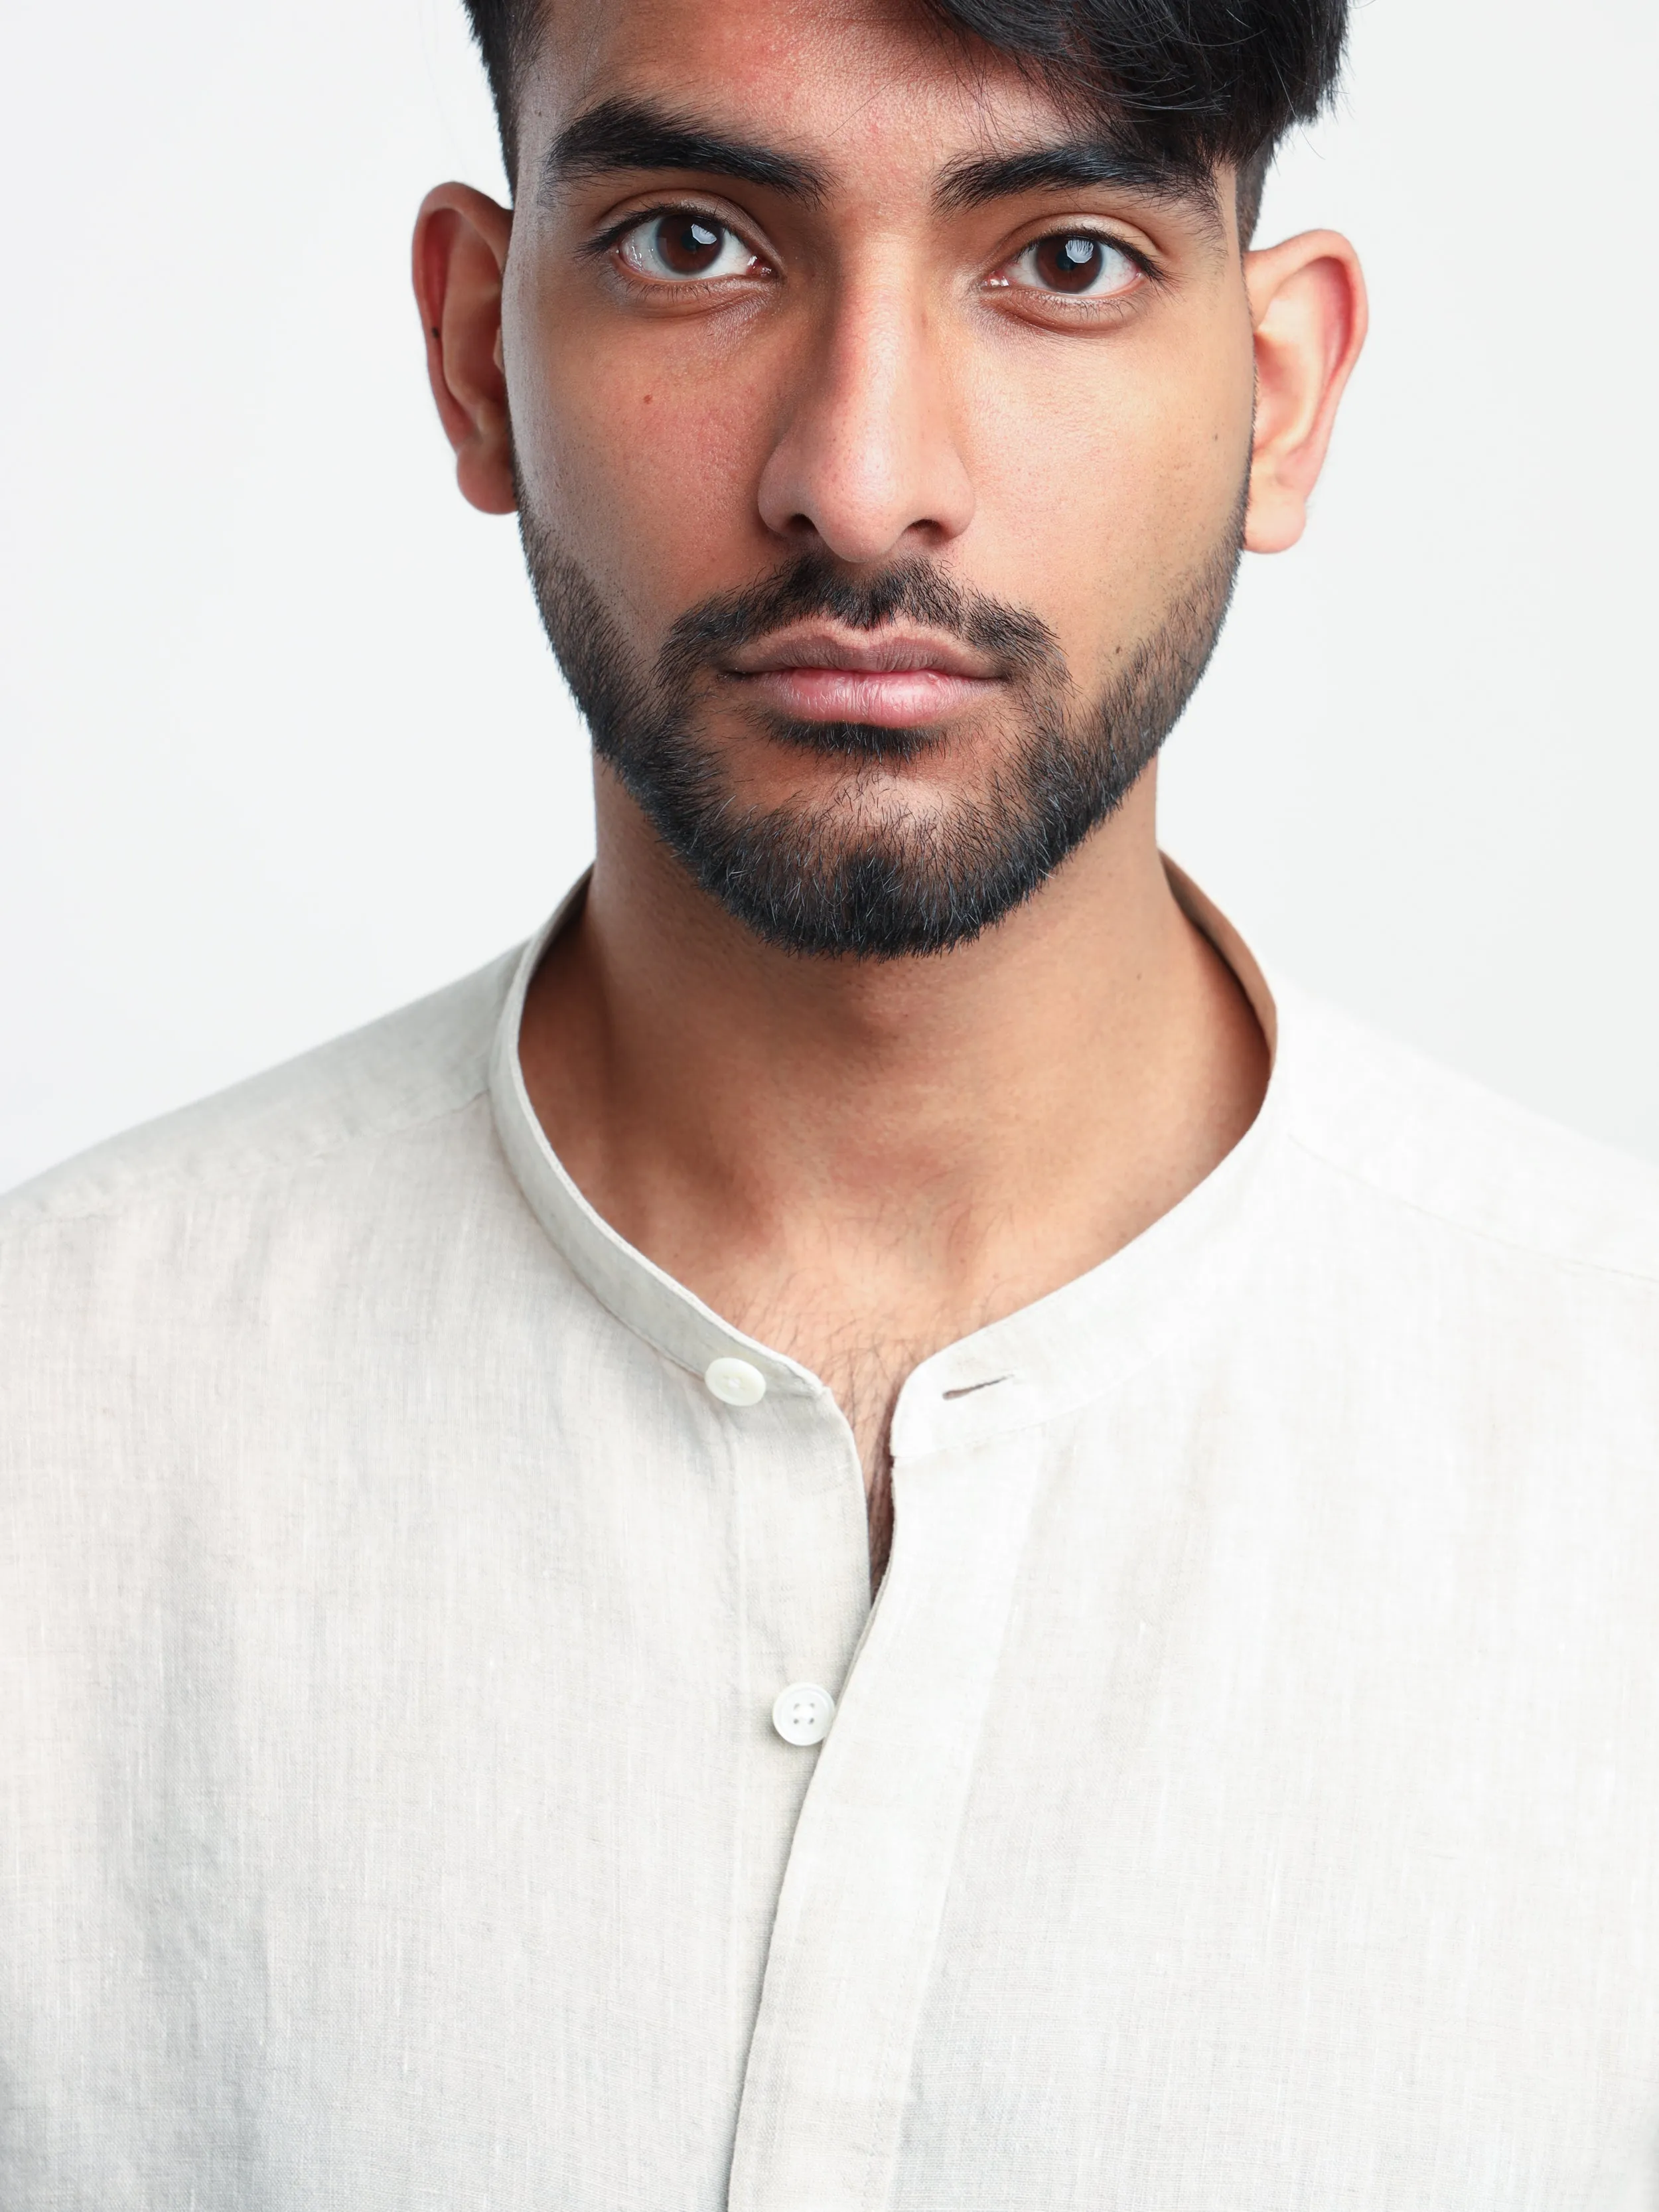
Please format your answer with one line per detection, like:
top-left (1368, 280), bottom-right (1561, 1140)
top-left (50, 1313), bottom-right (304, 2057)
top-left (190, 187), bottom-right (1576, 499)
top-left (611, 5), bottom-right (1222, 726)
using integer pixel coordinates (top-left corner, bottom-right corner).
top-left (413, 0), bottom-right (1367, 1583)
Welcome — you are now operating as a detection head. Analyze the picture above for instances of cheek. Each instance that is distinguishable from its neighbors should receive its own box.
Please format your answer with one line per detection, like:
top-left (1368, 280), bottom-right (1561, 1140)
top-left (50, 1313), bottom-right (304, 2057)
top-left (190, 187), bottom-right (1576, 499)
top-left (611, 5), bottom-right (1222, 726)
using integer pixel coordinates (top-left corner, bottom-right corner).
top-left (962, 332), bottom-right (1255, 685)
top-left (504, 264), bottom-right (774, 627)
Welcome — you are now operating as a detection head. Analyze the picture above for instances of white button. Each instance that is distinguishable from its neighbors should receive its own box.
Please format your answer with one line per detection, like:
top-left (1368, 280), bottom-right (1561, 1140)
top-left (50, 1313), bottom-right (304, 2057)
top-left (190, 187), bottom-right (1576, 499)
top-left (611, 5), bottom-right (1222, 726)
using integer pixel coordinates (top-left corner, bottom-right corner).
top-left (772, 1682), bottom-right (835, 1746)
top-left (705, 1356), bottom-right (766, 1407)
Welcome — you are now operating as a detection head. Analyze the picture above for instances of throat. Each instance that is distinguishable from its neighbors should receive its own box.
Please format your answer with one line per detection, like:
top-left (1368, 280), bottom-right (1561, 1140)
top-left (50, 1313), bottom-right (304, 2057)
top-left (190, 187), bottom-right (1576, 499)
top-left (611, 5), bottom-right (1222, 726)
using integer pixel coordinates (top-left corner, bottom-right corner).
top-left (516, 826), bottom-right (1274, 1605)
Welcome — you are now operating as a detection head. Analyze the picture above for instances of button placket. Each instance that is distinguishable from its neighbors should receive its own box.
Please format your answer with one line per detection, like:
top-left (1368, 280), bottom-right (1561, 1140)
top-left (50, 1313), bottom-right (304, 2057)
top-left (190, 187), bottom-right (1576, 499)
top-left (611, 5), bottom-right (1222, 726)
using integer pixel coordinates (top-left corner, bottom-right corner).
top-left (727, 1423), bottom-right (1047, 2212)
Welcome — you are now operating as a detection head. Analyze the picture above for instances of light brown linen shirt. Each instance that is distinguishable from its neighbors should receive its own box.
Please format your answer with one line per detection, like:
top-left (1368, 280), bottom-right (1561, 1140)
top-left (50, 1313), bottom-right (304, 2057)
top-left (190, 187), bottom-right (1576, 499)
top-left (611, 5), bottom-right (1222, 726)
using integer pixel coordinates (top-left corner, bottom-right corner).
top-left (3, 877), bottom-right (1659, 2209)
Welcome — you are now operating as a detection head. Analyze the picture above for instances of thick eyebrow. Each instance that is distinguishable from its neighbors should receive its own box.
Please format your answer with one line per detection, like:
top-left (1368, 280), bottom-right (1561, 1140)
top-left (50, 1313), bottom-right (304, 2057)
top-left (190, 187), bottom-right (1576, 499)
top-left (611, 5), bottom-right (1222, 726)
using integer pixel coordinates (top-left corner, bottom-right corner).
top-left (937, 141), bottom-right (1222, 232)
top-left (540, 96), bottom-right (828, 208)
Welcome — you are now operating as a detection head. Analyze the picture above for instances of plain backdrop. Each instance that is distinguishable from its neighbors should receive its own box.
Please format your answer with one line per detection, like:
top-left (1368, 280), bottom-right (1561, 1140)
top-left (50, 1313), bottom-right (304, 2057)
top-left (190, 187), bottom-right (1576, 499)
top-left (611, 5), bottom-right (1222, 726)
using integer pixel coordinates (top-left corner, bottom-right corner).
top-left (2, 0), bottom-right (1656, 1191)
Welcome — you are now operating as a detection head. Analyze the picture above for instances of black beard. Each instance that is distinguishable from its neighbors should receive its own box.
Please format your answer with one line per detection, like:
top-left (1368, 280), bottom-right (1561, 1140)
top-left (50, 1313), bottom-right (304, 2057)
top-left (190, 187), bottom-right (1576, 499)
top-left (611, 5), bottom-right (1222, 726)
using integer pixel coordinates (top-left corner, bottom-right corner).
top-left (516, 495), bottom-right (1245, 960)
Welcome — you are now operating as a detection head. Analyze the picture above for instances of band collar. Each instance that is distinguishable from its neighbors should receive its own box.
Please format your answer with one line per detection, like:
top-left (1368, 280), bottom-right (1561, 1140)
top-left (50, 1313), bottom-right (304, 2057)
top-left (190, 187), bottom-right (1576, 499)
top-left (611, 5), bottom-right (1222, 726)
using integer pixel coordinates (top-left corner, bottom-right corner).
top-left (490, 861), bottom-right (1288, 1445)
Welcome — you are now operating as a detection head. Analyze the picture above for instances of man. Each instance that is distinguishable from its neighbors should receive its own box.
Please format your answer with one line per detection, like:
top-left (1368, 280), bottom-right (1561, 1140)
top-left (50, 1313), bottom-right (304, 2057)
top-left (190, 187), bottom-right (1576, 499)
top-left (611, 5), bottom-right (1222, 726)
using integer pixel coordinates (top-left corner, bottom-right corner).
top-left (3, 0), bottom-right (1658, 2201)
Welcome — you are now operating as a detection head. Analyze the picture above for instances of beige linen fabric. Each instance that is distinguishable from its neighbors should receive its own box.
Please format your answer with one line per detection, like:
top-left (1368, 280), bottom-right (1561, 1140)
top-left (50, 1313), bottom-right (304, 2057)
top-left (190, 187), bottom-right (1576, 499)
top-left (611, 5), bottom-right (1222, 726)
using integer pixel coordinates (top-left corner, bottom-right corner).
top-left (3, 871), bottom-right (1659, 2209)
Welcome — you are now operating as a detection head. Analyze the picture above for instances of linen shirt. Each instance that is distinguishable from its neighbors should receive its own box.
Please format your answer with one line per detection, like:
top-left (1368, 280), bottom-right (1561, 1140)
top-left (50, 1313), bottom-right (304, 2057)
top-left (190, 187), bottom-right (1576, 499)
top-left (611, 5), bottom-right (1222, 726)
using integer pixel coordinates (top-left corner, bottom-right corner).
top-left (3, 872), bottom-right (1659, 2210)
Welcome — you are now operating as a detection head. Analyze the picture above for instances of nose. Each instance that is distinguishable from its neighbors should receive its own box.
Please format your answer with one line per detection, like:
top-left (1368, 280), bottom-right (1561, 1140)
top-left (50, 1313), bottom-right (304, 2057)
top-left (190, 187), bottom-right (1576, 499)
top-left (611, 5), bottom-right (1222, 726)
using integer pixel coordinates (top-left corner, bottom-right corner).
top-left (756, 267), bottom-right (975, 563)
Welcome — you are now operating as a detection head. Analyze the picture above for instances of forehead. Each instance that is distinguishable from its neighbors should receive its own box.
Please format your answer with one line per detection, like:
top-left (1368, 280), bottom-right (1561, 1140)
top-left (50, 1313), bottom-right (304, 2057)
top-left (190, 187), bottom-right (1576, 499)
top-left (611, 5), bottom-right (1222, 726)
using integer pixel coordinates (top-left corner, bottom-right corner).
top-left (522, 0), bottom-right (1086, 181)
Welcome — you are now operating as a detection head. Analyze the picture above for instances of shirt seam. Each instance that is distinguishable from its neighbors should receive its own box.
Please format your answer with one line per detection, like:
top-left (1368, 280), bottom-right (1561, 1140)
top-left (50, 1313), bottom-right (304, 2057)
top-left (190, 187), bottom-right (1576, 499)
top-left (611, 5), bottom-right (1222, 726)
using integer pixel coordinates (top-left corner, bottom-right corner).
top-left (1285, 1128), bottom-right (1659, 1291)
top-left (0, 1082), bottom-right (491, 1247)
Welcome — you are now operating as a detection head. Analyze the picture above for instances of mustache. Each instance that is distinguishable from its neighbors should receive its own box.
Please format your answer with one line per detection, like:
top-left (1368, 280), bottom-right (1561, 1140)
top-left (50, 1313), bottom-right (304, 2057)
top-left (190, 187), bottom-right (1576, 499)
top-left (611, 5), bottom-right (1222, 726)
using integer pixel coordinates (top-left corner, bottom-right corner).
top-left (655, 550), bottom-right (1065, 691)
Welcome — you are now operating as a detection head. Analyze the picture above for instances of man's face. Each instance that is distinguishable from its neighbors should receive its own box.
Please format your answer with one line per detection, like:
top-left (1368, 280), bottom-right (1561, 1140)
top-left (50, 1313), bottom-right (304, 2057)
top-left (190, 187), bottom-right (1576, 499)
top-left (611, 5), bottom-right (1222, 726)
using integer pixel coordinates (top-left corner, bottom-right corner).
top-left (501, 0), bottom-right (1260, 954)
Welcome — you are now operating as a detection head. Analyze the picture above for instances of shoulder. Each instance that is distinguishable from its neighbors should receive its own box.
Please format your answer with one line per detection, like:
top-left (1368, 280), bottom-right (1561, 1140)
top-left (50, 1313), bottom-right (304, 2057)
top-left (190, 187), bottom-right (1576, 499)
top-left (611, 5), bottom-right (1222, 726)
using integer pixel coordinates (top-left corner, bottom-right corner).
top-left (1276, 981), bottom-right (1659, 1290)
top-left (0, 946), bottom-right (524, 1245)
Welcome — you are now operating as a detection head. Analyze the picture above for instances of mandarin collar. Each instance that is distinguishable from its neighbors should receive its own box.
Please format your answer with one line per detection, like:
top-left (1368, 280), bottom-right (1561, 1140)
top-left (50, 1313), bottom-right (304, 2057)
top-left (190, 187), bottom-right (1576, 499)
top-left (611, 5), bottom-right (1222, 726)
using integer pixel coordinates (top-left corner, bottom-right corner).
top-left (490, 861), bottom-right (1289, 1453)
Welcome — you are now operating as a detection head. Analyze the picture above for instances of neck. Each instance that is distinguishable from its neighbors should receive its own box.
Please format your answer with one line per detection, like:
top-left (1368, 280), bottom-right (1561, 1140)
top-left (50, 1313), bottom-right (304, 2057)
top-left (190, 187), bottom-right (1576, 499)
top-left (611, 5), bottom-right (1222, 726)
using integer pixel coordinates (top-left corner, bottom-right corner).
top-left (521, 760), bottom-right (1266, 1350)
top-left (517, 763), bottom-right (1267, 1568)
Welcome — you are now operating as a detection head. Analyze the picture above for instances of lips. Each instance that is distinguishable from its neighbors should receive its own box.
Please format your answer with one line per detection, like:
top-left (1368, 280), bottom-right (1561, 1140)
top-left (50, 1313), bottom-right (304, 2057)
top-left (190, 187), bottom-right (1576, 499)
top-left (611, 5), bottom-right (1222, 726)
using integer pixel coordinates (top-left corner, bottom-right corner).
top-left (722, 625), bottom-right (1001, 729)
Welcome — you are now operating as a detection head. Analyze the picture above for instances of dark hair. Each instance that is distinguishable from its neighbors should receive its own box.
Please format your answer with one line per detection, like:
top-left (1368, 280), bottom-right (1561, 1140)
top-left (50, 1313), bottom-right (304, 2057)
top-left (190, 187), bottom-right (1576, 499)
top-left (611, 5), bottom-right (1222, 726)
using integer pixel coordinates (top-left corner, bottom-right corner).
top-left (461, 0), bottom-right (1346, 238)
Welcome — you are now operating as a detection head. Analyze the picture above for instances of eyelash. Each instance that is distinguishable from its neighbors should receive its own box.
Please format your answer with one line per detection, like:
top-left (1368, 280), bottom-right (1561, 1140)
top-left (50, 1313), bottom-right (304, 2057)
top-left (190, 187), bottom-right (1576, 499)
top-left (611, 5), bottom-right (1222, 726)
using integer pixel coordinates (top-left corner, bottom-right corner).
top-left (583, 206), bottom-right (1163, 302)
top-left (1001, 230), bottom-right (1161, 303)
top-left (584, 204), bottom-right (770, 277)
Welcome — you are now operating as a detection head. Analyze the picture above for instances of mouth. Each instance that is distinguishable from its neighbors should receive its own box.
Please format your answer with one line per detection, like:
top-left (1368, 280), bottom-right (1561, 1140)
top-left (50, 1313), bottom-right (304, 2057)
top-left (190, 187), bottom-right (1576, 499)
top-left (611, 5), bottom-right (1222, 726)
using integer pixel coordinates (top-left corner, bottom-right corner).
top-left (720, 625), bottom-right (1003, 731)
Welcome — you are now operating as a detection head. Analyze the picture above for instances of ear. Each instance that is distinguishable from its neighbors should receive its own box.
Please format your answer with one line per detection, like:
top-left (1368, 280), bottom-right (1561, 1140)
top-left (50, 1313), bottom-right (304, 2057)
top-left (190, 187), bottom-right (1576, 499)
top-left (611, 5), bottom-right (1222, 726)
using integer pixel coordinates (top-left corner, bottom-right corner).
top-left (412, 183), bottom-right (517, 516)
top-left (1242, 229), bottom-right (1368, 554)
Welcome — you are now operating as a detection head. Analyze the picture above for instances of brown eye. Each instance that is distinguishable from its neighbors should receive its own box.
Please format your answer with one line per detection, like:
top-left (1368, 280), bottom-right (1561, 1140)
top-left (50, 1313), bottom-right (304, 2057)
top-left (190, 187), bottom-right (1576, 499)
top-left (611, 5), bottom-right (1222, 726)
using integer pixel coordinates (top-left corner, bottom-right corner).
top-left (1007, 232), bottom-right (1139, 300)
top-left (655, 216), bottom-right (723, 274)
top-left (1039, 236), bottom-right (1104, 291)
top-left (618, 213), bottom-right (758, 284)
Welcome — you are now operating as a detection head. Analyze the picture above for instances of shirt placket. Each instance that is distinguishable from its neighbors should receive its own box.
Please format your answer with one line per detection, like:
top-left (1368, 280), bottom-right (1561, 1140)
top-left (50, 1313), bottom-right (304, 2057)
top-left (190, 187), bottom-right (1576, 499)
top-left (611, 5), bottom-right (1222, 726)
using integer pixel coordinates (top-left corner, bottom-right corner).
top-left (727, 1382), bottom-right (1045, 2212)
top-left (717, 1374), bottom-right (874, 2059)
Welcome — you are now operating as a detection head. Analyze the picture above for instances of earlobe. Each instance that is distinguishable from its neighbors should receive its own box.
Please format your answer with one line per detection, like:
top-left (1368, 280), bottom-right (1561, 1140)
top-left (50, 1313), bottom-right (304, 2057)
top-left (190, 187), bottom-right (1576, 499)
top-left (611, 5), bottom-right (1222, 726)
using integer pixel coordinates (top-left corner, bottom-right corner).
top-left (1242, 229), bottom-right (1368, 555)
top-left (411, 184), bottom-right (518, 518)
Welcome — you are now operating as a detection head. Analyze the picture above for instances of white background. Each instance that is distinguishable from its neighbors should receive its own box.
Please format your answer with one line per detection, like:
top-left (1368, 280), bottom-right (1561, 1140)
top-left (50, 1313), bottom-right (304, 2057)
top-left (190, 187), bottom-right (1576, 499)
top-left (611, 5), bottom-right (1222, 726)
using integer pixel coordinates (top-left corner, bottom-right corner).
top-left (2, 0), bottom-right (1655, 1190)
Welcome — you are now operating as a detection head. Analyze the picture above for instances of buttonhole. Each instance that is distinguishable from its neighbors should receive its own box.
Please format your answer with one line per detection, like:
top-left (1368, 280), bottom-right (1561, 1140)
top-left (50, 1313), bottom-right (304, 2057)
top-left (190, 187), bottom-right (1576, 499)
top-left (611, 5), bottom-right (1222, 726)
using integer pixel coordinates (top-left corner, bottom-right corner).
top-left (942, 1374), bottom-right (1013, 1400)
